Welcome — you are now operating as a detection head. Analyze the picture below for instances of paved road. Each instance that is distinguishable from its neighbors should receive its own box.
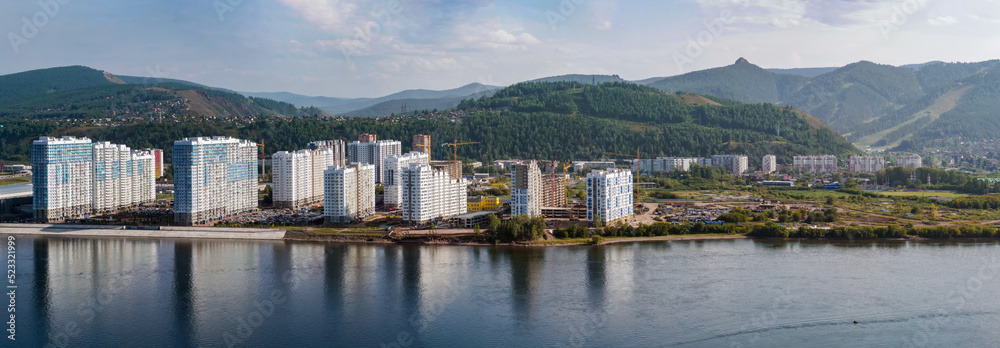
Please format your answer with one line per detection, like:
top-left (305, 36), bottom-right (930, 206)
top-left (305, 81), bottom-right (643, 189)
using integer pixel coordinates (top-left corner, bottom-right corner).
top-left (0, 183), bottom-right (32, 199)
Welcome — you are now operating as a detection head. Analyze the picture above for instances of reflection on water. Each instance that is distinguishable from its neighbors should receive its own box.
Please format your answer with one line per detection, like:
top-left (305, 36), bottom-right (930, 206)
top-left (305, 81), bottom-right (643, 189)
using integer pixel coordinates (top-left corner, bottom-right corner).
top-left (8, 236), bottom-right (1000, 347)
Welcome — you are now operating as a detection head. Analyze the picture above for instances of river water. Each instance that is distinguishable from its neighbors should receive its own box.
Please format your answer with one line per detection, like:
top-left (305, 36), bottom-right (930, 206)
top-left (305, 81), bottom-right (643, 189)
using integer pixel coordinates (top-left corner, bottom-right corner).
top-left (6, 235), bottom-right (1000, 347)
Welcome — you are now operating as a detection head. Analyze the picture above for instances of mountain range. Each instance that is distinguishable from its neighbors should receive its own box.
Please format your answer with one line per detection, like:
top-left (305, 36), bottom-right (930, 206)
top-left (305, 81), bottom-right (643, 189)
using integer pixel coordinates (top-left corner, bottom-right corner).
top-left (2, 57), bottom-right (999, 151)
top-left (635, 58), bottom-right (1000, 150)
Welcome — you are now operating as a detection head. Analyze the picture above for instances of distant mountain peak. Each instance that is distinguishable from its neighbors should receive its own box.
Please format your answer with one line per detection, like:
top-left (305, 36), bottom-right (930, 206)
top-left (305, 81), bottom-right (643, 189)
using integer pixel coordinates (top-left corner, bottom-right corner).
top-left (735, 57), bottom-right (750, 65)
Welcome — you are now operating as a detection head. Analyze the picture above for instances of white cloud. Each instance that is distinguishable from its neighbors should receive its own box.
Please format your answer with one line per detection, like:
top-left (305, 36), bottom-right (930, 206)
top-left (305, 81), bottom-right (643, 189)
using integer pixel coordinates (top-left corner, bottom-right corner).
top-left (454, 21), bottom-right (542, 51)
top-left (588, 0), bottom-right (619, 30)
top-left (927, 16), bottom-right (959, 26)
top-left (791, 51), bottom-right (803, 66)
top-left (279, 0), bottom-right (360, 35)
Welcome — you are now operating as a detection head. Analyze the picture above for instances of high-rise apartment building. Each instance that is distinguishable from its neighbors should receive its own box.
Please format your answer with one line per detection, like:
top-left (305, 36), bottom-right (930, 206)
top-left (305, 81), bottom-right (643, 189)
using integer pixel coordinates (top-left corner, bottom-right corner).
top-left (541, 174), bottom-right (568, 207)
top-left (272, 142), bottom-right (344, 209)
top-left (762, 155), bottom-right (777, 173)
top-left (32, 136), bottom-right (94, 222)
top-left (358, 134), bottom-right (377, 143)
top-left (793, 155), bottom-right (839, 173)
top-left (849, 155), bottom-right (885, 173)
top-left (324, 163), bottom-right (376, 223)
top-left (412, 134), bottom-right (431, 155)
top-left (430, 160), bottom-right (461, 180)
top-left (897, 154), bottom-right (922, 168)
top-left (712, 155), bottom-right (749, 175)
top-left (384, 152), bottom-right (430, 208)
top-left (400, 164), bottom-right (467, 224)
top-left (150, 149), bottom-right (164, 178)
top-left (129, 150), bottom-right (156, 207)
top-left (31, 137), bottom-right (154, 222)
top-left (272, 150), bottom-right (313, 209)
top-left (92, 142), bottom-right (156, 214)
top-left (586, 168), bottom-right (633, 224)
top-left (510, 160), bottom-right (543, 217)
top-left (347, 138), bottom-right (401, 183)
top-left (93, 142), bottom-right (131, 213)
top-left (307, 140), bottom-right (347, 166)
top-left (172, 136), bottom-right (258, 225)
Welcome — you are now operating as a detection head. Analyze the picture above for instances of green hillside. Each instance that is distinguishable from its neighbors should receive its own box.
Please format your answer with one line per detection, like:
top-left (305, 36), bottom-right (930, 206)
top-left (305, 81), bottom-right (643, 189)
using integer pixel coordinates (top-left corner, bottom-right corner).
top-left (646, 58), bottom-right (800, 103)
top-left (454, 82), bottom-right (858, 162)
top-left (0, 66), bottom-right (120, 102)
top-left (0, 82), bottom-right (859, 164)
top-left (782, 61), bottom-right (925, 131)
top-left (906, 66), bottom-right (1000, 147)
top-left (640, 59), bottom-right (1000, 147)
top-left (0, 82), bottom-right (318, 120)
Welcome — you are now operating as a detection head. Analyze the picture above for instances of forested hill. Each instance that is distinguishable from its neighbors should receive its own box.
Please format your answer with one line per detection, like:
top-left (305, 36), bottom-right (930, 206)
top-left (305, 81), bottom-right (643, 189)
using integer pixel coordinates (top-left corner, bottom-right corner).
top-left (0, 82), bottom-right (858, 165)
top-left (0, 66), bottom-right (122, 102)
top-left (639, 58), bottom-right (1000, 148)
top-left (454, 82), bottom-right (859, 162)
top-left (0, 82), bottom-right (322, 120)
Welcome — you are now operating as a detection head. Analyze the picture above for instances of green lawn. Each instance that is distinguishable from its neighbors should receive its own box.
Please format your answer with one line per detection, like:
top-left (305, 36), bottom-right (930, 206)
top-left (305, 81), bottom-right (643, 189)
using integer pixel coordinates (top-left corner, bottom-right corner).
top-left (877, 191), bottom-right (967, 199)
top-left (0, 176), bottom-right (30, 186)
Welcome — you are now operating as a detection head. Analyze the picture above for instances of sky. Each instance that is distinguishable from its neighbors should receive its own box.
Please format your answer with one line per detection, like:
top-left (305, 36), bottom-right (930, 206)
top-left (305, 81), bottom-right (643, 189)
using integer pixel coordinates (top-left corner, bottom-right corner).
top-left (2, 0), bottom-right (1000, 98)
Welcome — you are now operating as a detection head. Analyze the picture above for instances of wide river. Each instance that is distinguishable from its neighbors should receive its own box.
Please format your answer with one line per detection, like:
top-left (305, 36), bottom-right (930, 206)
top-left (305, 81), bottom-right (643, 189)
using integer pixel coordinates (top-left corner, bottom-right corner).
top-left (6, 235), bottom-right (1000, 347)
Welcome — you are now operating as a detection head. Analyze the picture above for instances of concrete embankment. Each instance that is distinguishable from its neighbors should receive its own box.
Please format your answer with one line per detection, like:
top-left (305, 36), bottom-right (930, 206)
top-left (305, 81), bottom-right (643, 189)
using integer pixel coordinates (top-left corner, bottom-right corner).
top-left (0, 223), bottom-right (287, 240)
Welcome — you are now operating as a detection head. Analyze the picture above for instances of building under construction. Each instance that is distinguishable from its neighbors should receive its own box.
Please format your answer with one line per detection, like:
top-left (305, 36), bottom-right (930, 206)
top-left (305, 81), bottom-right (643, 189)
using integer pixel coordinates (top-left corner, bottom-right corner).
top-left (542, 174), bottom-right (567, 208)
top-left (430, 160), bottom-right (461, 180)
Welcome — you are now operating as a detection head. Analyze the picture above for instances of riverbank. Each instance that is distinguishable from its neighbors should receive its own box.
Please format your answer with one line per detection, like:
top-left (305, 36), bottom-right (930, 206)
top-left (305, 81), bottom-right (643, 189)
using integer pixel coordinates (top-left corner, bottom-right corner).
top-left (0, 223), bottom-right (287, 240)
top-left (5, 223), bottom-right (998, 246)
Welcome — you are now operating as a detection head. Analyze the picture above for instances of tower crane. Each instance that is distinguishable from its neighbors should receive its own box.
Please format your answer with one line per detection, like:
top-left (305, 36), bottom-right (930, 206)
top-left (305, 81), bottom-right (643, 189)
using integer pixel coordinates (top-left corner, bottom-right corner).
top-left (442, 140), bottom-right (481, 163)
top-left (414, 143), bottom-right (432, 159)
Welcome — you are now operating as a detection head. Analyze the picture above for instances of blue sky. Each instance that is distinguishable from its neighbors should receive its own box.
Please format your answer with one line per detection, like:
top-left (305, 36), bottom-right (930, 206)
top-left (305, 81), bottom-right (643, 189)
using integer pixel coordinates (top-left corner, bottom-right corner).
top-left (2, 0), bottom-right (999, 98)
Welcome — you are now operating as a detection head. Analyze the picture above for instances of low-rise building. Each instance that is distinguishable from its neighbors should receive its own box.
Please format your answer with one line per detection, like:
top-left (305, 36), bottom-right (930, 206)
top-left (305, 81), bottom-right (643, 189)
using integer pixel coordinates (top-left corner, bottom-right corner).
top-left (449, 210), bottom-right (499, 228)
top-left (493, 160), bottom-right (521, 171)
top-left (467, 196), bottom-right (501, 212)
top-left (572, 161), bottom-right (616, 172)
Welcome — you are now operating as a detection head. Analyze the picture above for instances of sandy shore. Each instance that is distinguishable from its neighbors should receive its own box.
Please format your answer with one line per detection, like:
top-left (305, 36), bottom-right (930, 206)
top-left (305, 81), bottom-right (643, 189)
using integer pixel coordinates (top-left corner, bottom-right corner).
top-left (0, 223), bottom-right (287, 240)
